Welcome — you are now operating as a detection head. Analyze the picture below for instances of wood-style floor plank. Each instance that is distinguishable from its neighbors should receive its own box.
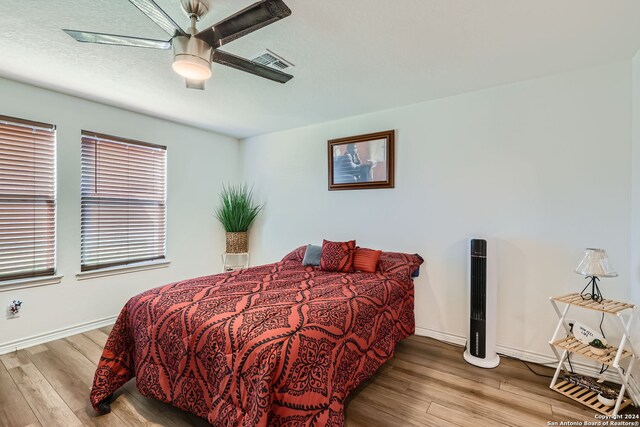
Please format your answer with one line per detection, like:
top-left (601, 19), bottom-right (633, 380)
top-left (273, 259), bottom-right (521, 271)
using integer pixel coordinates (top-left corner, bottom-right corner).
top-left (355, 383), bottom-right (432, 425)
top-left (121, 380), bottom-right (211, 427)
top-left (64, 333), bottom-right (105, 366)
top-left (427, 401), bottom-right (496, 427)
top-left (1, 330), bottom-right (638, 427)
top-left (73, 406), bottom-right (129, 427)
top-left (395, 338), bottom-right (553, 390)
top-left (83, 330), bottom-right (109, 349)
top-left (382, 363), bottom-right (556, 426)
top-left (0, 351), bottom-right (83, 427)
top-left (0, 359), bottom-right (39, 427)
top-left (25, 339), bottom-right (98, 412)
top-left (345, 398), bottom-right (423, 427)
top-left (500, 377), bottom-right (597, 419)
top-left (106, 391), bottom-right (190, 427)
top-left (98, 326), bottom-right (113, 336)
top-left (391, 355), bottom-right (555, 417)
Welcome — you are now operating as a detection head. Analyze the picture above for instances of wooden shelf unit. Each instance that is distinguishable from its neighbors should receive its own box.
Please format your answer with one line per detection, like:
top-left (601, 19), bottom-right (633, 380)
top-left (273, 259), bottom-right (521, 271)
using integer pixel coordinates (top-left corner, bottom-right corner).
top-left (548, 293), bottom-right (639, 416)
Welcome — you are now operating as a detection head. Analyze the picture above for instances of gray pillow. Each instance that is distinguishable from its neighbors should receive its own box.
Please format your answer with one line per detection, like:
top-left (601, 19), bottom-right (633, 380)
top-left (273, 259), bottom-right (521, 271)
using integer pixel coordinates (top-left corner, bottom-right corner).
top-left (302, 244), bottom-right (322, 266)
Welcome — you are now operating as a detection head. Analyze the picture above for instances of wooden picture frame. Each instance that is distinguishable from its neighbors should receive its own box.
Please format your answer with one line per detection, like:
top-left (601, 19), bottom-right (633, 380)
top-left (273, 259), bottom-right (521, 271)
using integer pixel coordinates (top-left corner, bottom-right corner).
top-left (328, 130), bottom-right (395, 191)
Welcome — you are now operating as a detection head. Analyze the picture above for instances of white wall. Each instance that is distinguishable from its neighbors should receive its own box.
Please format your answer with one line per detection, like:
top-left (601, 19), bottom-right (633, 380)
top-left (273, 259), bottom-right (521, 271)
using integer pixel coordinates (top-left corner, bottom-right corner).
top-left (0, 78), bottom-right (239, 348)
top-left (632, 51), bottom-right (640, 308)
top-left (241, 61), bottom-right (632, 360)
top-left (630, 52), bottom-right (640, 352)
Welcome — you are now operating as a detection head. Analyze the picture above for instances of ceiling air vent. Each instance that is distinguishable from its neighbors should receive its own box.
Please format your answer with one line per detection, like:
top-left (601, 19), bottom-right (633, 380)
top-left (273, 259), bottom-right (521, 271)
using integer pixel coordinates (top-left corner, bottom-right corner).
top-left (251, 49), bottom-right (294, 71)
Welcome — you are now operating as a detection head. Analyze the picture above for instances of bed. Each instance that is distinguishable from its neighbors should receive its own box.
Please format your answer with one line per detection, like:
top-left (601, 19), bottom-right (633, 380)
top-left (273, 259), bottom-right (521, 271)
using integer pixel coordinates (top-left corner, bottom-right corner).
top-left (90, 246), bottom-right (423, 426)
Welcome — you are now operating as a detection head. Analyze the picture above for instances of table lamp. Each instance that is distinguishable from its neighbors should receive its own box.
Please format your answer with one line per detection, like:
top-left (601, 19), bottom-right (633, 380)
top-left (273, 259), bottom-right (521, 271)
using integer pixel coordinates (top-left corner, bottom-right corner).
top-left (575, 248), bottom-right (617, 303)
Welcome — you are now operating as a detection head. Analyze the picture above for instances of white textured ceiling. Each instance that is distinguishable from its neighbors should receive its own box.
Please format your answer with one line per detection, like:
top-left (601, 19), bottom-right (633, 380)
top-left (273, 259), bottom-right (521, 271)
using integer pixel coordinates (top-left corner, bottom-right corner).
top-left (1, 0), bottom-right (640, 138)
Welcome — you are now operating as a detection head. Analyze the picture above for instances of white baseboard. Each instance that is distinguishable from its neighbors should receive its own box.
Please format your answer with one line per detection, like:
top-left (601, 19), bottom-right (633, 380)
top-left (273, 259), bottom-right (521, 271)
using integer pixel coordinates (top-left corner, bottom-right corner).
top-left (0, 315), bottom-right (117, 355)
top-left (415, 326), bottom-right (467, 348)
top-left (414, 326), bottom-right (623, 385)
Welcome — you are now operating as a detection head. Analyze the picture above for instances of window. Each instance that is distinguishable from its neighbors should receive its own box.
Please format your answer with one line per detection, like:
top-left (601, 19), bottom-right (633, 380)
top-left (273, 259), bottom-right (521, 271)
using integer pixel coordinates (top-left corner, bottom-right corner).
top-left (81, 131), bottom-right (166, 271)
top-left (0, 115), bottom-right (56, 281)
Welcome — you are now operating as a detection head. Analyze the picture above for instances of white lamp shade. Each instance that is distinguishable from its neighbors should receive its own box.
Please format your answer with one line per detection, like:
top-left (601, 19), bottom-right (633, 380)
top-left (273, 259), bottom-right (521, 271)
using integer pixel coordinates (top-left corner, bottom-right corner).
top-left (575, 248), bottom-right (618, 277)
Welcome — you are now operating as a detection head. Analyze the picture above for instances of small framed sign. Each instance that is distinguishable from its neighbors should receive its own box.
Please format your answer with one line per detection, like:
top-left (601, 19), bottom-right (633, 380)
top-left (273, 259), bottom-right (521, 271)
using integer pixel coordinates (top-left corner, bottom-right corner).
top-left (328, 130), bottom-right (395, 191)
top-left (572, 321), bottom-right (607, 346)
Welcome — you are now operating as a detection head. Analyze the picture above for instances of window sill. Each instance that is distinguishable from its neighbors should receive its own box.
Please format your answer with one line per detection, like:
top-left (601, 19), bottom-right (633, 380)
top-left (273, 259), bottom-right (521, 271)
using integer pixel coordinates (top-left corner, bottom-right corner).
top-left (76, 260), bottom-right (171, 281)
top-left (0, 275), bottom-right (63, 292)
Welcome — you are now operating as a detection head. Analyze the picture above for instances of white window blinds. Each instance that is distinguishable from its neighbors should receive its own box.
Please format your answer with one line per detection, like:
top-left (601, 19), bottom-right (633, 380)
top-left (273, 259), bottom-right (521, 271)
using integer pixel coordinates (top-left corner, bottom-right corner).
top-left (0, 115), bottom-right (56, 281)
top-left (81, 131), bottom-right (166, 271)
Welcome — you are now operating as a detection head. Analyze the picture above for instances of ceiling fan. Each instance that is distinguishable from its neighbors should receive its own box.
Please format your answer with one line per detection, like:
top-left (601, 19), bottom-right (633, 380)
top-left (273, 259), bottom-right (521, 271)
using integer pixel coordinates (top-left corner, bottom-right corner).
top-left (63, 0), bottom-right (293, 90)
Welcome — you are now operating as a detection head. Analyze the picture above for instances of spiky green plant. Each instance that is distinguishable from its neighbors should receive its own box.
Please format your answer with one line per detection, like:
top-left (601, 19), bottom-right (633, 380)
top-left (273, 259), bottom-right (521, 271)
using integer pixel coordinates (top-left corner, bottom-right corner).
top-left (214, 184), bottom-right (263, 232)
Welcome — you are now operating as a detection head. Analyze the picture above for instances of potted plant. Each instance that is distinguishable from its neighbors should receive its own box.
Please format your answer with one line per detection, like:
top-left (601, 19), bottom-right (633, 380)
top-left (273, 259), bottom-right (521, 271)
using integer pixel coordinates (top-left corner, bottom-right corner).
top-left (214, 184), bottom-right (263, 253)
top-left (589, 338), bottom-right (608, 356)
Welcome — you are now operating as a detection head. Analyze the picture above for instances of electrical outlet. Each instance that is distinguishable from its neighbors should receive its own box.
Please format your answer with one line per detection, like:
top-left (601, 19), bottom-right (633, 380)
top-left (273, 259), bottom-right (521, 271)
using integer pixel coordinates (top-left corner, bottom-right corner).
top-left (6, 300), bottom-right (22, 319)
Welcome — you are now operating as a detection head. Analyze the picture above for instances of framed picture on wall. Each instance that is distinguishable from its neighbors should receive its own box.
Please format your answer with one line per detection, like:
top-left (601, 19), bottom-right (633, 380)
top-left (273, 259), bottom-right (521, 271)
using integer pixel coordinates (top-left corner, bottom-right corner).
top-left (328, 130), bottom-right (395, 191)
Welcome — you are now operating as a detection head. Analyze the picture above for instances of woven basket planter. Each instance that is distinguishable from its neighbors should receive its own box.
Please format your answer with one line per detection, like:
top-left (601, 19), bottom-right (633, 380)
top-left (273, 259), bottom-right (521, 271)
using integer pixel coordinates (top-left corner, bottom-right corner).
top-left (226, 232), bottom-right (248, 253)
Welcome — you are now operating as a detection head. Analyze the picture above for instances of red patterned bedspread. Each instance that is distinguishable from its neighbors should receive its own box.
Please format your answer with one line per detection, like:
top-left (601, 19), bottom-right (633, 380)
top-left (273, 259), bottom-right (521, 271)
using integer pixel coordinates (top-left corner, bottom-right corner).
top-left (90, 248), bottom-right (423, 426)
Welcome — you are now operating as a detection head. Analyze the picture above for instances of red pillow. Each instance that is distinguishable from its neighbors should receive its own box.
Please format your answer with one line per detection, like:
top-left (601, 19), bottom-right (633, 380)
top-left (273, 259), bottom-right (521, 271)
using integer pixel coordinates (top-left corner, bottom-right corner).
top-left (281, 245), bottom-right (307, 263)
top-left (353, 248), bottom-right (382, 273)
top-left (320, 239), bottom-right (356, 272)
top-left (377, 252), bottom-right (424, 281)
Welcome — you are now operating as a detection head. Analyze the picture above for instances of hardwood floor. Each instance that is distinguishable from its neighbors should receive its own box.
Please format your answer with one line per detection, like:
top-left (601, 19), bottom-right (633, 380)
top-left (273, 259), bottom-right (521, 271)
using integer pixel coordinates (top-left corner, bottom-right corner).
top-left (0, 327), bottom-right (637, 427)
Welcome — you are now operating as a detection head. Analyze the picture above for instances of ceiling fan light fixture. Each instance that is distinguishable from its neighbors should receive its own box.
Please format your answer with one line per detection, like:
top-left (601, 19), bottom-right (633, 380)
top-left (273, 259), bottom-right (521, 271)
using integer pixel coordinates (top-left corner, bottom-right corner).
top-left (172, 35), bottom-right (212, 80)
top-left (172, 55), bottom-right (211, 80)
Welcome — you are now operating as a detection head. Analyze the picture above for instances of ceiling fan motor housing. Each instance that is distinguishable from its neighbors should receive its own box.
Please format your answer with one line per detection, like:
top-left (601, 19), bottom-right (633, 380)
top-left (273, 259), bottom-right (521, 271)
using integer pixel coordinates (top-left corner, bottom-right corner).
top-left (172, 35), bottom-right (213, 80)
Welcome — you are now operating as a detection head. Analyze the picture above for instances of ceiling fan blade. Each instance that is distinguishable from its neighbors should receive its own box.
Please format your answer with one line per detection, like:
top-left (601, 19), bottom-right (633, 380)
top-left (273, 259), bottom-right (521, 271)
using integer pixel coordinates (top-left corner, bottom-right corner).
top-left (212, 50), bottom-right (293, 84)
top-left (186, 79), bottom-right (205, 90)
top-left (128, 0), bottom-right (187, 37)
top-left (196, 0), bottom-right (291, 47)
top-left (63, 29), bottom-right (172, 49)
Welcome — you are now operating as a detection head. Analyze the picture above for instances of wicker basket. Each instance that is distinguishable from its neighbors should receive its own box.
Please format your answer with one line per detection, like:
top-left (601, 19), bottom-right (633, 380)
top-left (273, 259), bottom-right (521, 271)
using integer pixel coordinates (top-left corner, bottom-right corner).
top-left (226, 232), bottom-right (248, 253)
